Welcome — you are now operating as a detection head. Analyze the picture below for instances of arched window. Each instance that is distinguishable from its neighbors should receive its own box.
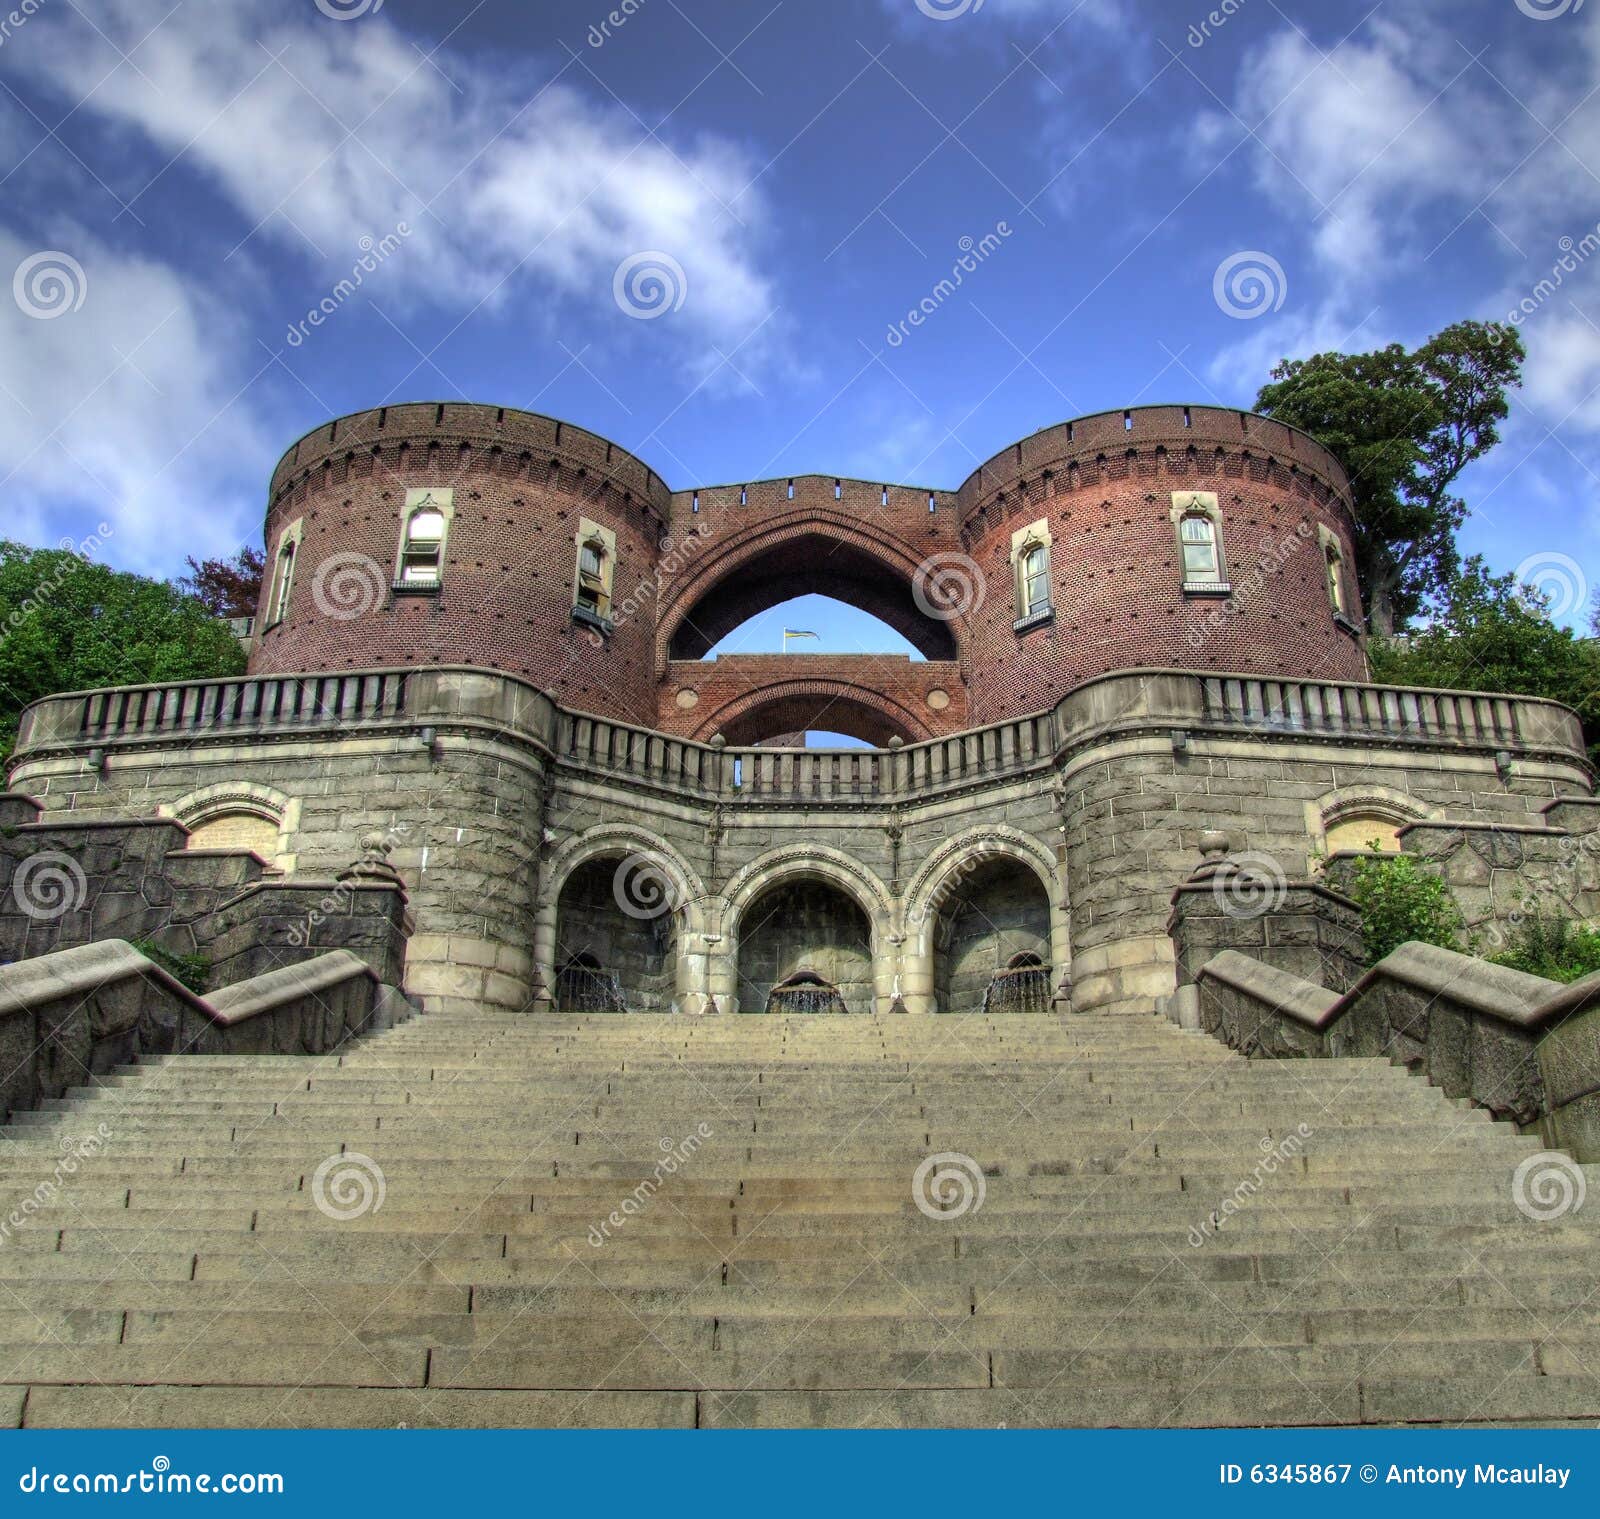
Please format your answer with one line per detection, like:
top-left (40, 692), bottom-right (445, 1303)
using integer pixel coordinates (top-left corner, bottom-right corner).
top-left (270, 540), bottom-right (296, 624)
top-left (572, 520), bottom-right (617, 627)
top-left (1017, 541), bottom-right (1051, 618)
top-left (1325, 542), bottom-right (1347, 615)
top-left (1180, 513), bottom-right (1222, 585)
top-left (399, 502), bottom-right (446, 586)
top-left (576, 538), bottom-right (607, 614)
top-left (1008, 520), bottom-right (1055, 632)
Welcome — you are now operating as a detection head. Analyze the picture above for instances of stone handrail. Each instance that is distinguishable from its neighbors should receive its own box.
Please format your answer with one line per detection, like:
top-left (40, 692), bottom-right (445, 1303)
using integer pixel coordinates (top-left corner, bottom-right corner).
top-left (1196, 944), bottom-right (1600, 1161)
top-left (12, 664), bottom-right (1589, 806)
top-left (0, 942), bottom-right (382, 1121)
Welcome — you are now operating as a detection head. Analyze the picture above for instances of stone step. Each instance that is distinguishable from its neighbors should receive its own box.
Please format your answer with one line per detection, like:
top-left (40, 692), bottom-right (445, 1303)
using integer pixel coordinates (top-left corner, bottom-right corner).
top-left (0, 1001), bottom-right (1588, 1429)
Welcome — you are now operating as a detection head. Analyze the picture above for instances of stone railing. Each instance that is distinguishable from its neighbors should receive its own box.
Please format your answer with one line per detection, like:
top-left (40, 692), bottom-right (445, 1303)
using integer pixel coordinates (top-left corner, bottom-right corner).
top-left (1195, 944), bottom-right (1600, 1162)
top-left (0, 942), bottom-right (392, 1122)
top-left (1056, 669), bottom-right (1586, 759)
top-left (13, 664), bottom-right (1589, 807)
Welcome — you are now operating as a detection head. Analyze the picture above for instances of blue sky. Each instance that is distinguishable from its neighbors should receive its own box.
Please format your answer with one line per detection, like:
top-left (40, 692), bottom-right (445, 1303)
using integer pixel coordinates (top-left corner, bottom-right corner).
top-left (3, 0), bottom-right (1598, 676)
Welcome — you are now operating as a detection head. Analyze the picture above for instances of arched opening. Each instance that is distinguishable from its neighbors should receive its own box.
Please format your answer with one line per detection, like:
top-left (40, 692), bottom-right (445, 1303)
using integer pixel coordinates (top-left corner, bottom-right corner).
top-left (688, 591), bottom-right (939, 747)
top-left (932, 855), bottom-right (1053, 1014)
top-left (667, 536), bottom-right (959, 662)
top-left (554, 855), bottom-right (678, 1012)
top-left (736, 877), bottom-right (873, 1014)
top-left (766, 968), bottom-right (848, 1016)
top-left (717, 687), bottom-right (919, 748)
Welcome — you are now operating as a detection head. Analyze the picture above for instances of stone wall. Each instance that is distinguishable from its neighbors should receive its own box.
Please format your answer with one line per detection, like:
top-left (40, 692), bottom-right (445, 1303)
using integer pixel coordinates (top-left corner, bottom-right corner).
top-left (9, 667), bottom-right (1589, 1017)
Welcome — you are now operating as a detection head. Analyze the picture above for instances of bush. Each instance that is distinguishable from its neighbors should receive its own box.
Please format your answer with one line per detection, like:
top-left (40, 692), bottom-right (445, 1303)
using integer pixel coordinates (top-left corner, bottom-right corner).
top-left (1488, 914), bottom-right (1600, 984)
top-left (1346, 852), bottom-right (1466, 966)
top-left (131, 939), bottom-right (211, 995)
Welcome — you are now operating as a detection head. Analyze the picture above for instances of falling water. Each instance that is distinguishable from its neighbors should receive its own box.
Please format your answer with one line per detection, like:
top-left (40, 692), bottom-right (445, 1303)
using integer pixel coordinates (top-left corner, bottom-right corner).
top-left (766, 983), bottom-right (848, 1015)
top-left (557, 963), bottom-right (627, 1014)
top-left (982, 965), bottom-right (1051, 1015)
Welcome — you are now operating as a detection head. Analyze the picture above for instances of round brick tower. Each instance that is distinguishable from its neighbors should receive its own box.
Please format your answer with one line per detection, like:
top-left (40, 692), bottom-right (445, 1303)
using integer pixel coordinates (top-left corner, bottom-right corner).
top-left (250, 402), bottom-right (1366, 735)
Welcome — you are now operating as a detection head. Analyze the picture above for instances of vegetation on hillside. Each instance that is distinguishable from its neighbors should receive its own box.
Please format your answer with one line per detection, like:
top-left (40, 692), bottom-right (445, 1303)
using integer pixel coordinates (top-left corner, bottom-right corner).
top-left (0, 540), bottom-right (250, 765)
top-left (1487, 914), bottom-right (1600, 985)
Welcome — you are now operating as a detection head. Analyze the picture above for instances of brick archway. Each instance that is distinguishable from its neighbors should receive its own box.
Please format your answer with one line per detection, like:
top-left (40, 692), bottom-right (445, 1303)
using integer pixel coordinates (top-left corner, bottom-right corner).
top-left (691, 679), bottom-right (935, 746)
top-left (654, 512), bottom-right (964, 672)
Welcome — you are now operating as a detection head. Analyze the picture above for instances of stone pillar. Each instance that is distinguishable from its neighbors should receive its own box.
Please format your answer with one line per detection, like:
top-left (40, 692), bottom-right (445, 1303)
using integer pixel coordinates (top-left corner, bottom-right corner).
top-left (1167, 833), bottom-right (1365, 998)
top-left (871, 923), bottom-right (897, 1015)
top-left (897, 927), bottom-right (935, 1015)
top-left (529, 890), bottom-right (557, 1010)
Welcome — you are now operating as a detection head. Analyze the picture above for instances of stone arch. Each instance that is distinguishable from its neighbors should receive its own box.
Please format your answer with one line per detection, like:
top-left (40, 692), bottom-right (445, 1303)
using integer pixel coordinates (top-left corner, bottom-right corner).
top-left (535, 824), bottom-right (710, 1013)
top-left (1309, 787), bottom-right (1437, 858)
top-left (160, 782), bottom-right (299, 868)
top-left (901, 826), bottom-right (1068, 1015)
top-left (654, 513), bottom-right (963, 671)
top-left (721, 844), bottom-right (894, 930)
top-left (715, 845), bottom-right (895, 1014)
top-left (692, 679), bottom-right (935, 747)
top-left (543, 824), bottom-right (709, 924)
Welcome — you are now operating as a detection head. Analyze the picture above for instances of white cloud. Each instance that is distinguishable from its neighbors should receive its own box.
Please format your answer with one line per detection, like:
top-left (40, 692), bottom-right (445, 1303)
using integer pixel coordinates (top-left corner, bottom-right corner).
top-left (9, 0), bottom-right (780, 377)
top-left (0, 228), bottom-right (270, 573)
top-left (1206, 18), bottom-right (1496, 287)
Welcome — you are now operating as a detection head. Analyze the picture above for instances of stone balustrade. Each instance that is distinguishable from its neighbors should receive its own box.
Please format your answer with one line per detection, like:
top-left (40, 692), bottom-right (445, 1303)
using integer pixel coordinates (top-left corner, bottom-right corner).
top-left (14, 664), bottom-right (1587, 808)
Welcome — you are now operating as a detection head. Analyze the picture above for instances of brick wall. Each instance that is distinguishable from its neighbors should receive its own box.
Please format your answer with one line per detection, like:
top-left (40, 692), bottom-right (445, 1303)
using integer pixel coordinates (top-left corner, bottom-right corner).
top-left (249, 403), bottom-right (1366, 737)
top-left (660, 655), bottom-right (967, 742)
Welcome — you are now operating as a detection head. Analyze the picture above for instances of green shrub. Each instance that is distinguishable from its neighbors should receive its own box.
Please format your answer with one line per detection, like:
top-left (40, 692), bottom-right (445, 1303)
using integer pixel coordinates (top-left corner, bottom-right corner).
top-left (1346, 851), bottom-right (1466, 966)
top-left (1488, 914), bottom-right (1600, 984)
top-left (131, 939), bottom-right (211, 995)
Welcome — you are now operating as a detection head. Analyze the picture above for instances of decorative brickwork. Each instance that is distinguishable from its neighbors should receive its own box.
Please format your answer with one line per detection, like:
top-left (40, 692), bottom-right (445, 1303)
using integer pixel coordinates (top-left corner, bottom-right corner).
top-left (251, 403), bottom-right (1366, 743)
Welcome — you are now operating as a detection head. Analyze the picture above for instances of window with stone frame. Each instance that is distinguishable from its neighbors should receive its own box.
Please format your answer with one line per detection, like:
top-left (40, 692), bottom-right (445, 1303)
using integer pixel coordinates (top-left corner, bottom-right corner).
top-left (266, 521), bottom-right (302, 625)
top-left (572, 518), bottom-right (618, 626)
top-left (1325, 542), bottom-right (1347, 614)
top-left (1179, 512), bottom-right (1223, 585)
top-left (1008, 519), bottom-right (1054, 630)
top-left (1170, 492), bottom-right (1228, 592)
top-left (1017, 541), bottom-right (1051, 618)
top-left (393, 488), bottom-right (453, 590)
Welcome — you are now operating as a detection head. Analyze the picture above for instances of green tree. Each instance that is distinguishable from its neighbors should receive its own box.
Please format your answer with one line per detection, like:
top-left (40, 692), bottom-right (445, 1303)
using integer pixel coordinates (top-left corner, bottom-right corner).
top-left (0, 540), bottom-right (246, 765)
top-left (1369, 557), bottom-right (1600, 760)
top-left (1255, 321), bottom-right (1525, 636)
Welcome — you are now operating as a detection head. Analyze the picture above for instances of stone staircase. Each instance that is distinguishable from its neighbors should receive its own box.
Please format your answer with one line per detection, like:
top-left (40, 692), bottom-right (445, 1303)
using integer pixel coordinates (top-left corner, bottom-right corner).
top-left (0, 1007), bottom-right (1596, 1428)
